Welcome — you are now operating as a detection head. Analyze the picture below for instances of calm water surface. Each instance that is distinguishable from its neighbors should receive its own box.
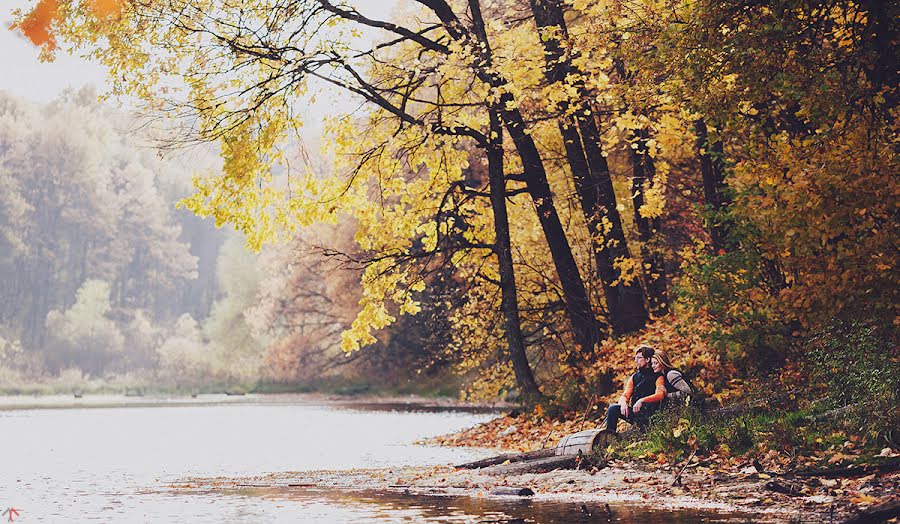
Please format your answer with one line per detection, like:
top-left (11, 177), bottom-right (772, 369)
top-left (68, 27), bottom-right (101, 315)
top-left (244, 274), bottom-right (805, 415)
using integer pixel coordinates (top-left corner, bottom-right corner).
top-left (0, 396), bottom-right (751, 522)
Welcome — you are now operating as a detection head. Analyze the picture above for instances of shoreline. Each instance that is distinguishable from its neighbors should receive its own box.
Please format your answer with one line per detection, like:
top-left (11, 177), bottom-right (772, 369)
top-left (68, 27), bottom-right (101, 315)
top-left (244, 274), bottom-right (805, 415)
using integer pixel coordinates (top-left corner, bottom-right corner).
top-left (166, 400), bottom-right (897, 523)
top-left (173, 461), bottom-right (838, 523)
top-left (9, 392), bottom-right (890, 521)
top-left (0, 391), bottom-right (508, 412)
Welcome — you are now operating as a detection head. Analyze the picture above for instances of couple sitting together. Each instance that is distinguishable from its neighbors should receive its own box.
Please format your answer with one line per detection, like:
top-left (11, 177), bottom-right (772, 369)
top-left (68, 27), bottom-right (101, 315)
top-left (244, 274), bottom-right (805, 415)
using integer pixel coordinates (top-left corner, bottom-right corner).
top-left (603, 344), bottom-right (693, 434)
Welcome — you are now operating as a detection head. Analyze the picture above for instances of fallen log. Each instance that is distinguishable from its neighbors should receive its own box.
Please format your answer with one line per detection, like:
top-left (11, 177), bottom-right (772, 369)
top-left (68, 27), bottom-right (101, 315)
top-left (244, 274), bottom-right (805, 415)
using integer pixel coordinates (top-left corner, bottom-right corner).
top-left (456, 449), bottom-right (556, 469)
top-left (794, 460), bottom-right (900, 479)
top-left (840, 498), bottom-right (900, 524)
top-left (489, 486), bottom-right (535, 496)
top-left (764, 480), bottom-right (803, 496)
top-left (481, 454), bottom-right (607, 476)
top-left (482, 455), bottom-right (580, 475)
top-left (458, 427), bottom-right (609, 471)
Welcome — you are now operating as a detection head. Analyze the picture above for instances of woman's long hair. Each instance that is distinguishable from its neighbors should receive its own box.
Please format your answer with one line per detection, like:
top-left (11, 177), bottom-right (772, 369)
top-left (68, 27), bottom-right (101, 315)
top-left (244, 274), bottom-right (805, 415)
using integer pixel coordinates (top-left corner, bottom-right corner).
top-left (653, 349), bottom-right (676, 371)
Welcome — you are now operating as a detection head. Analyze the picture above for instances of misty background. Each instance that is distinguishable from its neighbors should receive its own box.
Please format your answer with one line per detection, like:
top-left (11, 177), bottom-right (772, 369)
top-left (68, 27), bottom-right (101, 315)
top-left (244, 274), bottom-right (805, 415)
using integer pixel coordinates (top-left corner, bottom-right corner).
top-left (0, 88), bottom-right (459, 395)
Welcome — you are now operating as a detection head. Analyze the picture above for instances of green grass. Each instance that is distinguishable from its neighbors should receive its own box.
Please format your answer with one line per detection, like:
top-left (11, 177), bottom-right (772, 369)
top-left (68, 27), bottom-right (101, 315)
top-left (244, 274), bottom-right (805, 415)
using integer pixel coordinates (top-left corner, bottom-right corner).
top-left (604, 397), bottom-right (897, 468)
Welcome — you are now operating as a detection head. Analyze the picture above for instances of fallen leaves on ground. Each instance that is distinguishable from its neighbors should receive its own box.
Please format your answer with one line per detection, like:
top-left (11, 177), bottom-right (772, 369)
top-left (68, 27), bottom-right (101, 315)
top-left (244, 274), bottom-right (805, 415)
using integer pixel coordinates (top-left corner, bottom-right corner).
top-left (425, 413), bottom-right (593, 451)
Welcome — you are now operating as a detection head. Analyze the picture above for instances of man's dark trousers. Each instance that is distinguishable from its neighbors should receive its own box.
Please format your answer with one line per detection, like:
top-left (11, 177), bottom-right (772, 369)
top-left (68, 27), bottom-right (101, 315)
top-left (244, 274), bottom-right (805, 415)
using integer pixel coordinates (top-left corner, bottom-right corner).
top-left (604, 403), bottom-right (658, 433)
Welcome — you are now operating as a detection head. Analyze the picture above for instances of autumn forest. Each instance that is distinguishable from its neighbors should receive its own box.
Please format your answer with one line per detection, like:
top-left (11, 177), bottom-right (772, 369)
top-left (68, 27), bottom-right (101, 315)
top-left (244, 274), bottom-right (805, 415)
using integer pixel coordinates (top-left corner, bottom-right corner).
top-left (4, 0), bottom-right (898, 484)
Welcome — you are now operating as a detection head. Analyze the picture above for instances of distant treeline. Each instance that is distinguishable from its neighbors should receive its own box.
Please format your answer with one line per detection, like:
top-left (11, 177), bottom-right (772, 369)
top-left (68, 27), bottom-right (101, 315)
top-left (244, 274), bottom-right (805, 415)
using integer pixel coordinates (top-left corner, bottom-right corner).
top-left (0, 91), bottom-right (458, 393)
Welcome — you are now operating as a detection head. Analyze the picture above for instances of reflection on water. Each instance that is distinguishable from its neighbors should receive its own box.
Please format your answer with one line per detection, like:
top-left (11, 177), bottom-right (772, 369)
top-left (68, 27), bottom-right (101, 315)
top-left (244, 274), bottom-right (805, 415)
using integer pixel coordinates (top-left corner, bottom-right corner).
top-left (0, 396), bottom-right (752, 522)
top-left (188, 487), bottom-right (754, 523)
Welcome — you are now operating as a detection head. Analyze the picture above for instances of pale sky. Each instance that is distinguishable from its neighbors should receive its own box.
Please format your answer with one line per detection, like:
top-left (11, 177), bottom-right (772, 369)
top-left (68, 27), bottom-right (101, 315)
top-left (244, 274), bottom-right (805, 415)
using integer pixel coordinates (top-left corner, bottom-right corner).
top-left (1, 8), bottom-right (108, 102)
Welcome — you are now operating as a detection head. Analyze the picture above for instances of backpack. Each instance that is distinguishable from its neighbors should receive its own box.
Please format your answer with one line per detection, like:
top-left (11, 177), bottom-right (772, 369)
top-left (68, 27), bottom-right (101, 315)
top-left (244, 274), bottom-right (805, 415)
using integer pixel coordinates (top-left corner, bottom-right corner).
top-left (666, 368), bottom-right (711, 413)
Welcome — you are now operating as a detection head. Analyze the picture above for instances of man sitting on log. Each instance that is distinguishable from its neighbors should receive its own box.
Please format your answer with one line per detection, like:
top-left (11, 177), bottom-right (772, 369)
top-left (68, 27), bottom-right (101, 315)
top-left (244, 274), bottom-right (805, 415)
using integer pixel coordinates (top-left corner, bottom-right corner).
top-left (603, 344), bottom-right (666, 434)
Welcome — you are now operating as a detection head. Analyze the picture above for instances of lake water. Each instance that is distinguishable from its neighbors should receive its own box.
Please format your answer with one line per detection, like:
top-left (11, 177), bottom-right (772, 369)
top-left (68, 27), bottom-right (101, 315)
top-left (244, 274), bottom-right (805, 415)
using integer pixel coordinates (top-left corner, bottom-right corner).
top-left (0, 395), bottom-right (752, 522)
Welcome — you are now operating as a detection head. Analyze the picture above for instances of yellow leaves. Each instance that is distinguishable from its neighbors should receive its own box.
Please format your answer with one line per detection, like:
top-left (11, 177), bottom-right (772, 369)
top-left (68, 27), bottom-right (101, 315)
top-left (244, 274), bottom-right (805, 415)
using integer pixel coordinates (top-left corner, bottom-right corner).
top-left (722, 73), bottom-right (738, 90)
top-left (613, 256), bottom-right (642, 286)
top-left (537, 25), bottom-right (563, 44)
top-left (615, 111), bottom-right (643, 133)
top-left (341, 300), bottom-right (396, 353)
top-left (672, 418), bottom-right (690, 439)
top-left (738, 100), bottom-right (759, 116)
top-left (729, 114), bottom-right (898, 323)
top-left (600, 216), bottom-right (613, 235)
top-left (638, 178), bottom-right (666, 219)
top-left (319, 109), bottom-right (496, 356)
top-left (399, 298), bottom-right (422, 315)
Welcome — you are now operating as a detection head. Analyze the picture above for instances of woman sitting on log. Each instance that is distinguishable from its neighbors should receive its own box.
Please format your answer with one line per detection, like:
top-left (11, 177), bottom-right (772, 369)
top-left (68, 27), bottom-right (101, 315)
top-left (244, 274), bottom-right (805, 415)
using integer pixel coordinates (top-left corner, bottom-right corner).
top-left (650, 350), bottom-right (693, 404)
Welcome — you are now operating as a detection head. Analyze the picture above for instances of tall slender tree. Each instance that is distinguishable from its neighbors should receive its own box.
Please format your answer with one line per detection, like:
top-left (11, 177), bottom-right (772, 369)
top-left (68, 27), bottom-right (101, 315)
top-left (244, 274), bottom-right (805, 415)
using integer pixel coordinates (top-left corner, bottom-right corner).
top-left (525, 0), bottom-right (649, 333)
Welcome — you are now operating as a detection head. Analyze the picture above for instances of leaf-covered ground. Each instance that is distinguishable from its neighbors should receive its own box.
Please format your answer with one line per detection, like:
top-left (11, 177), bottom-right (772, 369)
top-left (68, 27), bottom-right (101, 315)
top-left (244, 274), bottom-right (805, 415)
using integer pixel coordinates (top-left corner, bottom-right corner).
top-left (421, 413), bottom-right (900, 521)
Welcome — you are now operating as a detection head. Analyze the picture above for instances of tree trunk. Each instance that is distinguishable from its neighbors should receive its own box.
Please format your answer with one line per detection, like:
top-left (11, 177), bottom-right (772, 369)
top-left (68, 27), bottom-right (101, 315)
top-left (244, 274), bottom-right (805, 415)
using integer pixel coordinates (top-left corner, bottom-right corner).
top-left (528, 0), bottom-right (648, 334)
top-left (486, 106), bottom-right (542, 405)
top-left (461, 0), bottom-right (603, 363)
top-left (631, 128), bottom-right (669, 316)
top-left (499, 98), bottom-right (603, 364)
top-left (558, 118), bottom-right (626, 327)
top-left (578, 115), bottom-right (649, 332)
top-left (694, 119), bottom-right (733, 253)
top-left (860, 0), bottom-right (898, 117)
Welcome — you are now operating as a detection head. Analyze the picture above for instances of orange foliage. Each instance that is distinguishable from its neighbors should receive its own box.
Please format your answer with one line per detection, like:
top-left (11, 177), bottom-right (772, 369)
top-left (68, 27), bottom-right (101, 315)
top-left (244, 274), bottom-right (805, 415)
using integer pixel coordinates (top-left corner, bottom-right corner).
top-left (12, 0), bottom-right (60, 49)
top-left (262, 333), bottom-right (312, 383)
top-left (586, 315), bottom-right (742, 404)
top-left (12, 0), bottom-right (123, 50)
top-left (87, 0), bottom-right (123, 18)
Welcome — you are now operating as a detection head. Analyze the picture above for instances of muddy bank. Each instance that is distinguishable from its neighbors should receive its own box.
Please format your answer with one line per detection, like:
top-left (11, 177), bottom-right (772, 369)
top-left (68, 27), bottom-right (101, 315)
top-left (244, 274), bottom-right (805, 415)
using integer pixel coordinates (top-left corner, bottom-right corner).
top-left (173, 456), bottom-right (898, 523)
